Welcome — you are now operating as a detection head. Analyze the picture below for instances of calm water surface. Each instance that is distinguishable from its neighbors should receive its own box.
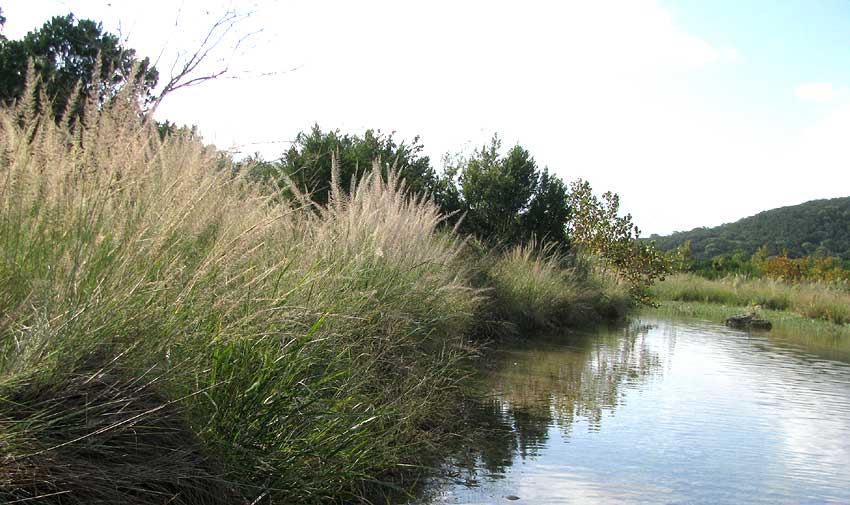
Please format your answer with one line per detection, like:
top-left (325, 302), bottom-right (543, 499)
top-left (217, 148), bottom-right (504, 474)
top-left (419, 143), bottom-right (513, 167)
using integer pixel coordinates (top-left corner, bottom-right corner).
top-left (424, 316), bottom-right (850, 504)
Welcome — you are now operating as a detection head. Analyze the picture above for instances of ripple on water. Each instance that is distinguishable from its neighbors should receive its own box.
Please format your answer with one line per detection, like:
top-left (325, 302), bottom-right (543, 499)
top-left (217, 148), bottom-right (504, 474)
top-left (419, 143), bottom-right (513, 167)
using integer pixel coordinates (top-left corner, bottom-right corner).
top-left (424, 316), bottom-right (850, 505)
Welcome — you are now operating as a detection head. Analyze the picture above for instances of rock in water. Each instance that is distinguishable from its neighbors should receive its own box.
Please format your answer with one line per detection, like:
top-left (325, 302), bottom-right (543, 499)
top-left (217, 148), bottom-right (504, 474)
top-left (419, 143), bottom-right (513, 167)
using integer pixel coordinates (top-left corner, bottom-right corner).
top-left (725, 313), bottom-right (772, 330)
top-left (749, 318), bottom-right (773, 330)
top-left (504, 496), bottom-right (521, 501)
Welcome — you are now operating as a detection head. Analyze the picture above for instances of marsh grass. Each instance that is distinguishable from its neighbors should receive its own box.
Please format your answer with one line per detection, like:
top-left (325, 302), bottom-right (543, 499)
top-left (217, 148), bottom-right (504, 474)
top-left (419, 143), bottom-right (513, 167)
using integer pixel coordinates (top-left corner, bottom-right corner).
top-left (654, 274), bottom-right (850, 326)
top-left (483, 242), bottom-right (630, 333)
top-left (0, 82), bottom-right (482, 503)
top-left (0, 78), bottom-right (626, 503)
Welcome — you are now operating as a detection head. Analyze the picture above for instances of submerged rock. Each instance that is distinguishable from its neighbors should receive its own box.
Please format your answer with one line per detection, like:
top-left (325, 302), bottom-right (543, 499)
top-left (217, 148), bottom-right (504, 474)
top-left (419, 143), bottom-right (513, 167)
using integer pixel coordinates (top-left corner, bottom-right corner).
top-left (725, 313), bottom-right (772, 330)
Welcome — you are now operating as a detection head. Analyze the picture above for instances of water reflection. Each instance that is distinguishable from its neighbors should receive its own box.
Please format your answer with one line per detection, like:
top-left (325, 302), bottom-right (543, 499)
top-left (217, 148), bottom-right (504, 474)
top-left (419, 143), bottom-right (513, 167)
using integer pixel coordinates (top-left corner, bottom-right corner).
top-left (443, 322), bottom-right (663, 482)
top-left (426, 317), bottom-right (850, 505)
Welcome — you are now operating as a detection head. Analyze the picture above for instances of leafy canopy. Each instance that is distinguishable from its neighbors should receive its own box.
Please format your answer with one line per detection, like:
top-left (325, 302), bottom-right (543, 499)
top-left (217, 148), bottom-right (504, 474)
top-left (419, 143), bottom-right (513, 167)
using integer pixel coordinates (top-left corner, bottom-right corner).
top-left (454, 135), bottom-right (570, 247)
top-left (568, 179), bottom-right (670, 305)
top-left (269, 125), bottom-right (438, 207)
top-left (247, 130), bottom-right (573, 249)
top-left (0, 13), bottom-right (159, 119)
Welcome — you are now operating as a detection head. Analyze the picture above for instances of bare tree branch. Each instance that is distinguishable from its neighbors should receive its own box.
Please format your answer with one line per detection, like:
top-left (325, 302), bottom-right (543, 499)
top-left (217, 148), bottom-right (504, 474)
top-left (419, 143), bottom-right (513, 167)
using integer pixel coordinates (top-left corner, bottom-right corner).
top-left (221, 64), bottom-right (304, 80)
top-left (149, 7), bottom-right (256, 112)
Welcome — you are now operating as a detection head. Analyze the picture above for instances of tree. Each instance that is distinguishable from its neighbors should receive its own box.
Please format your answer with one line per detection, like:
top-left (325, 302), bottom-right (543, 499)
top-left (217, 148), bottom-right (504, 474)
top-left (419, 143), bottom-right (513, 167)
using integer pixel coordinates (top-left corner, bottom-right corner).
top-left (271, 125), bottom-right (438, 206)
top-left (255, 129), bottom-right (572, 249)
top-left (148, 8), bottom-right (254, 112)
top-left (568, 179), bottom-right (669, 304)
top-left (459, 137), bottom-right (539, 244)
top-left (430, 156), bottom-right (465, 221)
top-left (452, 135), bottom-right (570, 248)
top-left (0, 14), bottom-right (158, 120)
top-left (669, 239), bottom-right (694, 272)
top-left (521, 168), bottom-right (570, 245)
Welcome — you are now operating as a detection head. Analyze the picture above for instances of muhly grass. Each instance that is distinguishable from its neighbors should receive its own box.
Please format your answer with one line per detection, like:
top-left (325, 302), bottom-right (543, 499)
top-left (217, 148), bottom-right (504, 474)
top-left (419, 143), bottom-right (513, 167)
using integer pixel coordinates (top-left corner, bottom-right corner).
top-left (483, 242), bottom-right (630, 333)
top-left (653, 273), bottom-right (850, 326)
top-left (0, 82), bottom-right (628, 503)
top-left (0, 85), bottom-right (481, 504)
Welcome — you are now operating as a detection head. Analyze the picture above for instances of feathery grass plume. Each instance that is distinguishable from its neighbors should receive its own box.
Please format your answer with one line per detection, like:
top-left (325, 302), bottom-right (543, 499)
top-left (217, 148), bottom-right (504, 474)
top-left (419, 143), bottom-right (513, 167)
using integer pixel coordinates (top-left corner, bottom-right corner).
top-left (484, 241), bottom-right (630, 333)
top-left (0, 69), bottom-right (482, 503)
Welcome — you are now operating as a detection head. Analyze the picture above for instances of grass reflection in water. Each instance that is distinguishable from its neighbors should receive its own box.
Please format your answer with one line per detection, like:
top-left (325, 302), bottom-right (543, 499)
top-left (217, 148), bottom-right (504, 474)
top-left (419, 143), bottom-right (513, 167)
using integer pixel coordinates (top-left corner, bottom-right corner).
top-left (447, 321), bottom-right (663, 481)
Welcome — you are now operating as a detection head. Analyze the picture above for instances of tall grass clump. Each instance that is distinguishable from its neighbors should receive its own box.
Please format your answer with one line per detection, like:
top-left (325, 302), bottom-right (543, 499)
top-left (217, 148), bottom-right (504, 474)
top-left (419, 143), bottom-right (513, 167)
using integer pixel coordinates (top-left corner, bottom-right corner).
top-left (483, 242), bottom-right (630, 333)
top-left (0, 79), bottom-right (481, 504)
top-left (654, 273), bottom-right (850, 325)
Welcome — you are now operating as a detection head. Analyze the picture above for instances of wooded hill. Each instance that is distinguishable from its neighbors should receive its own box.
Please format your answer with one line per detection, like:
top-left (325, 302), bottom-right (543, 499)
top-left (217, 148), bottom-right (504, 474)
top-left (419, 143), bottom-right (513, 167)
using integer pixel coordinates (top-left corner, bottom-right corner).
top-left (649, 196), bottom-right (850, 260)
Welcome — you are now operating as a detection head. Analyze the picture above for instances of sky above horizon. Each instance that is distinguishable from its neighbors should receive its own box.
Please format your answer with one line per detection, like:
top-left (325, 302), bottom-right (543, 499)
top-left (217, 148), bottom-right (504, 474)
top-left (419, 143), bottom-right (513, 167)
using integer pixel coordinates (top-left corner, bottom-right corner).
top-left (3, 0), bottom-right (849, 236)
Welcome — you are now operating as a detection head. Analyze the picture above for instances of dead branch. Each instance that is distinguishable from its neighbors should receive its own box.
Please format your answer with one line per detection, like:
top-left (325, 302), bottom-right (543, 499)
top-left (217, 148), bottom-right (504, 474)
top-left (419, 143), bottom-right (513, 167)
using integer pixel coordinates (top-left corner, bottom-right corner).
top-left (149, 8), bottom-right (257, 112)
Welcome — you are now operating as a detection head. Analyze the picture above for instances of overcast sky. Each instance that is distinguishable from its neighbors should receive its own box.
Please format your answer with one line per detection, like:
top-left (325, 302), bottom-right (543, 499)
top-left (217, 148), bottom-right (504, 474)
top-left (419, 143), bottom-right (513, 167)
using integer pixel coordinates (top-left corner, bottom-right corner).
top-left (3, 0), bottom-right (850, 236)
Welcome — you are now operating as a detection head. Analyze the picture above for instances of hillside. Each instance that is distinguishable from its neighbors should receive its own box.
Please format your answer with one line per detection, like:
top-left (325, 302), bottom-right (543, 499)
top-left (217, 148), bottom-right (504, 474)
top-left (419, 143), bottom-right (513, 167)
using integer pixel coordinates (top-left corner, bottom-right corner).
top-left (649, 197), bottom-right (850, 260)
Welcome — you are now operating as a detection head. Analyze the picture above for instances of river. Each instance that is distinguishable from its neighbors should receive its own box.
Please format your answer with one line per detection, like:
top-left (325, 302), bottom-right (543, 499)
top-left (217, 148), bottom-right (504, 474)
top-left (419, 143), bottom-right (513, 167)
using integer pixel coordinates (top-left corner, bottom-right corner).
top-left (421, 315), bottom-right (850, 504)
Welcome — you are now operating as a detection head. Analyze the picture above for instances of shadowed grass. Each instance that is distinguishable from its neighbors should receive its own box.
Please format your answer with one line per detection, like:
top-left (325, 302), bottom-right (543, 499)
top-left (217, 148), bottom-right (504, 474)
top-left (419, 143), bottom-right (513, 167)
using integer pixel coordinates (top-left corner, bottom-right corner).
top-left (482, 243), bottom-right (630, 333)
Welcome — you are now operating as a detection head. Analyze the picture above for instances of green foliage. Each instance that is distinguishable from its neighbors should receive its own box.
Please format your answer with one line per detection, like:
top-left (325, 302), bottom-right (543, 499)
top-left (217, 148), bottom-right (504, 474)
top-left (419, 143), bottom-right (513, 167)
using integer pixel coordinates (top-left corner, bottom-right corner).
top-left (0, 13), bottom-right (158, 119)
top-left (651, 196), bottom-right (850, 260)
top-left (450, 135), bottom-right (571, 247)
top-left (246, 130), bottom-right (573, 249)
top-left (0, 90), bottom-right (479, 503)
top-left (273, 124), bottom-right (438, 206)
top-left (757, 253), bottom-right (850, 282)
top-left (567, 179), bottom-right (670, 305)
top-left (671, 240), bottom-right (694, 272)
top-left (666, 239), bottom-right (850, 283)
top-left (0, 13), bottom-right (661, 503)
top-left (521, 167), bottom-right (571, 245)
top-left (459, 137), bottom-right (538, 242)
top-left (0, 86), bottom-right (628, 503)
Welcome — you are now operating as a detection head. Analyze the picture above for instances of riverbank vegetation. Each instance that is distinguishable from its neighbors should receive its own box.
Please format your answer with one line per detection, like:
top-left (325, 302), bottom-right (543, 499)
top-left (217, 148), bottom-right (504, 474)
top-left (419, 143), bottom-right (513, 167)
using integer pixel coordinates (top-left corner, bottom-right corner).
top-left (247, 127), bottom-right (573, 250)
top-left (653, 274), bottom-right (850, 326)
top-left (0, 66), bottom-right (662, 504)
top-left (0, 10), bottom-right (675, 503)
top-left (653, 235), bottom-right (850, 330)
top-left (650, 301), bottom-right (850, 365)
top-left (1, 86), bottom-right (482, 502)
top-left (481, 243), bottom-right (629, 333)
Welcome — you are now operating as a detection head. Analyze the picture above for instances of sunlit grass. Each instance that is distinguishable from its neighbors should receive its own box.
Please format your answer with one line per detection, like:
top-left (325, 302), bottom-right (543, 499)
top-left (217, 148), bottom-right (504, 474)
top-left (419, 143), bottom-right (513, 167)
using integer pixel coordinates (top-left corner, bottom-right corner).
top-left (0, 84), bottom-right (481, 503)
top-left (653, 273), bottom-right (850, 325)
top-left (0, 81), bottom-right (622, 503)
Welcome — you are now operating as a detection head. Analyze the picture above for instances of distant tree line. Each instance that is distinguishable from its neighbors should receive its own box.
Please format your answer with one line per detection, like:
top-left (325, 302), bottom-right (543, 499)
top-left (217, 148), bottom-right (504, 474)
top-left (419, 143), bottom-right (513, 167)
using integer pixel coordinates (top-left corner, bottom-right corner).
top-left (668, 240), bottom-right (850, 282)
top-left (651, 197), bottom-right (850, 261)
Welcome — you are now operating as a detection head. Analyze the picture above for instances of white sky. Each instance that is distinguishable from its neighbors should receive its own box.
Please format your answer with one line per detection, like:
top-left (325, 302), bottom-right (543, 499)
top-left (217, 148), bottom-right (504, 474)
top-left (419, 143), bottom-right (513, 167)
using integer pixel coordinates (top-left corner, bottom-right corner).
top-left (3, 0), bottom-right (850, 236)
